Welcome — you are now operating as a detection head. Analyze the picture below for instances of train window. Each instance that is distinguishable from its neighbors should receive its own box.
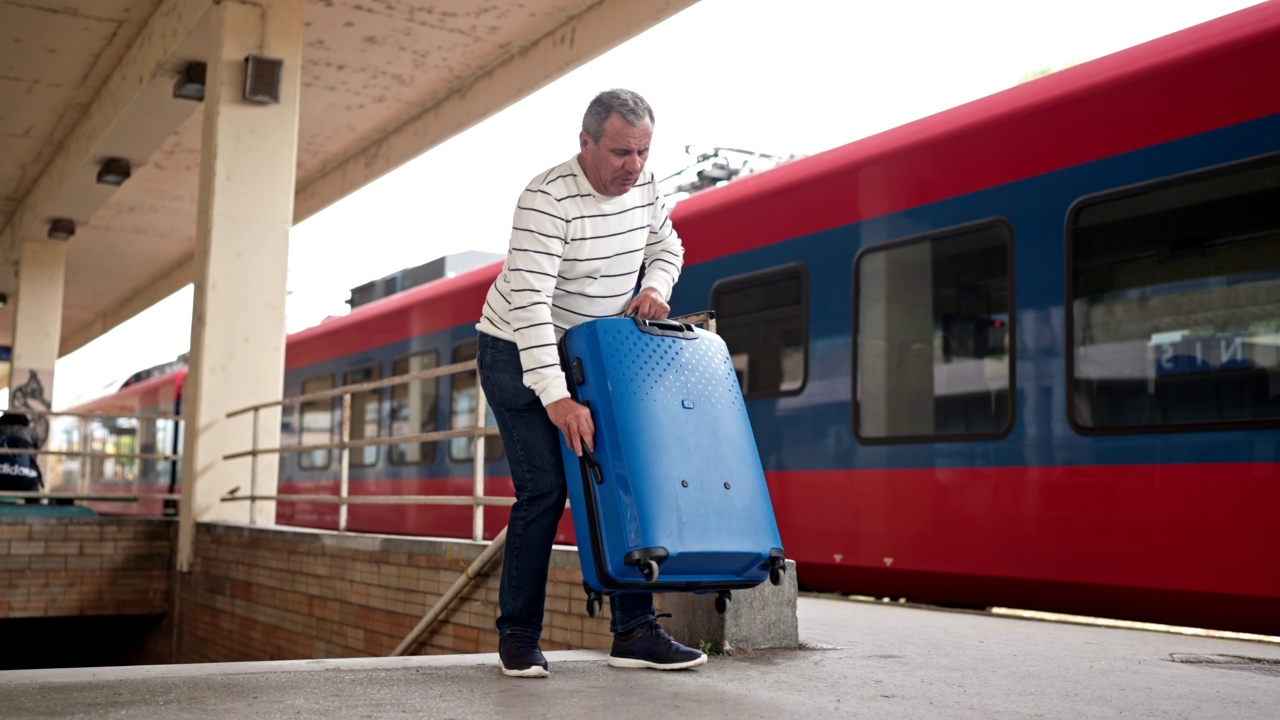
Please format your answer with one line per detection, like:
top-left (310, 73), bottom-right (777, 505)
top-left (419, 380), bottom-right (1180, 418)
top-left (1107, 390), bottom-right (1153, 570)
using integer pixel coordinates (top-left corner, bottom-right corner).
top-left (1068, 153), bottom-right (1280, 432)
top-left (299, 375), bottom-right (334, 470)
top-left (343, 364), bottom-right (382, 467)
top-left (449, 340), bottom-right (504, 463)
top-left (50, 422), bottom-right (82, 493)
top-left (855, 220), bottom-right (1013, 442)
top-left (136, 417), bottom-right (163, 488)
top-left (87, 417), bottom-right (141, 484)
top-left (390, 351), bottom-right (439, 465)
top-left (711, 264), bottom-right (808, 397)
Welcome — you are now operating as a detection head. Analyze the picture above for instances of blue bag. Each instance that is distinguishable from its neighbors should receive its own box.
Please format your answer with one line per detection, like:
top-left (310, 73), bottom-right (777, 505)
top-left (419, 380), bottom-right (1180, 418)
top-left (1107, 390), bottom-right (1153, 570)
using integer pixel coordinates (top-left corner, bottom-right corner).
top-left (559, 317), bottom-right (785, 616)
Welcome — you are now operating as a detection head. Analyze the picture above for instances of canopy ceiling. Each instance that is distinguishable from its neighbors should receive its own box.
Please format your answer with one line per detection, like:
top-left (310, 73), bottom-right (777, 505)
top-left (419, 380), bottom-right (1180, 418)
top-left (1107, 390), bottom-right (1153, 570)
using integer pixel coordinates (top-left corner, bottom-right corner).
top-left (0, 0), bottom-right (698, 356)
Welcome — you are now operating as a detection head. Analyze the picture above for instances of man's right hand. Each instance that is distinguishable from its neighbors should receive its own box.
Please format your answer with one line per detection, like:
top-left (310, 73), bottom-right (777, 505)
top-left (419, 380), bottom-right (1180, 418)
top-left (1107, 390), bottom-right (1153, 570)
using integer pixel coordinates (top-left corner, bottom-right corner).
top-left (546, 397), bottom-right (595, 457)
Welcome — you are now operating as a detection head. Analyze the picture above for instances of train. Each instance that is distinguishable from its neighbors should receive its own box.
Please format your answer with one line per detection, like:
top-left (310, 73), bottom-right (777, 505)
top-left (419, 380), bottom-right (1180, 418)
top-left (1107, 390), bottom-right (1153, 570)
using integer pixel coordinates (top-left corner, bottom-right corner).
top-left (53, 4), bottom-right (1280, 635)
top-left (49, 362), bottom-right (184, 518)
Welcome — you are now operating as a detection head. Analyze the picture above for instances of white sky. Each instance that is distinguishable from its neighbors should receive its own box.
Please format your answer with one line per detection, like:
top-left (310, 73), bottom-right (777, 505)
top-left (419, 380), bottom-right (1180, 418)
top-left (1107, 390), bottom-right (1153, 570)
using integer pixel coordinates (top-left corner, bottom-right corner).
top-left (45, 0), bottom-right (1264, 409)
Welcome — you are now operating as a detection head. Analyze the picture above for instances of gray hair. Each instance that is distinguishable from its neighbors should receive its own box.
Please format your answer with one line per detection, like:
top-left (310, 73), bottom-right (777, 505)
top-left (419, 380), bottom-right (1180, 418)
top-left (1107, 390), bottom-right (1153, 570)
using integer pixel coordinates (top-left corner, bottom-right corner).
top-left (582, 89), bottom-right (655, 142)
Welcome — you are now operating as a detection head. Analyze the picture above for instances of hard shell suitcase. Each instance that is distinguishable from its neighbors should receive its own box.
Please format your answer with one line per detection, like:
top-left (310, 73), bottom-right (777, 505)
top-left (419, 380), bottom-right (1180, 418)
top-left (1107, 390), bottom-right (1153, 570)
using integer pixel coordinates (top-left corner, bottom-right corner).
top-left (558, 316), bottom-right (786, 616)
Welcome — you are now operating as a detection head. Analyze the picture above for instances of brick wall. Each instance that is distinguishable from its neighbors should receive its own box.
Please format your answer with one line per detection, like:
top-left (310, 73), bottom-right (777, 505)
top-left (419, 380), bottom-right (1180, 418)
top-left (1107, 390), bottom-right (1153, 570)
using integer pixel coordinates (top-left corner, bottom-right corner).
top-left (1, 518), bottom-right (665, 665)
top-left (0, 517), bottom-right (173, 618)
top-left (173, 523), bottom-right (622, 663)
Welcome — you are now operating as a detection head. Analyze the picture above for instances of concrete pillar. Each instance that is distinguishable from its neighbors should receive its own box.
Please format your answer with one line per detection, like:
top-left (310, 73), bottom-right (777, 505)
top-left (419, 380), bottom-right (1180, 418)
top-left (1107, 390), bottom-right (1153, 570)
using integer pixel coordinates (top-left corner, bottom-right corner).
top-left (664, 560), bottom-right (800, 652)
top-left (10, 238), bottom-right (68, 459)
top-left (178, 0), bottom-right (303, 571)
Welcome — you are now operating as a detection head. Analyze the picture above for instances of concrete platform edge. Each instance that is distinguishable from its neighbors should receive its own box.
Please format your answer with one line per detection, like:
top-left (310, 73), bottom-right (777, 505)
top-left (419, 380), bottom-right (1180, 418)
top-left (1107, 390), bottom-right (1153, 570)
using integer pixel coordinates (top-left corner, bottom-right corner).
top-left (0, 650), bottom-right (610, 685)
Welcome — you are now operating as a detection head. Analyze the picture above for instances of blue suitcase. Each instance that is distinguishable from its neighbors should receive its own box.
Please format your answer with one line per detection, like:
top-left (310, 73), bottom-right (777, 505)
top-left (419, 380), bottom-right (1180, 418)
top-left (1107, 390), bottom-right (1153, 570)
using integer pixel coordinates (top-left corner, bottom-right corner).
top-left (558, 316), bottom-right (786, 616)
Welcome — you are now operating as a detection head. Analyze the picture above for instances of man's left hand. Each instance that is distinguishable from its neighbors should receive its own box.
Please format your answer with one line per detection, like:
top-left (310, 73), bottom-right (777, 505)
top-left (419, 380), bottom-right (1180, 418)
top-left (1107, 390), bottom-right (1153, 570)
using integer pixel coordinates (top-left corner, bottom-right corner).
top-left (625, 287), bottom-right (669, 320)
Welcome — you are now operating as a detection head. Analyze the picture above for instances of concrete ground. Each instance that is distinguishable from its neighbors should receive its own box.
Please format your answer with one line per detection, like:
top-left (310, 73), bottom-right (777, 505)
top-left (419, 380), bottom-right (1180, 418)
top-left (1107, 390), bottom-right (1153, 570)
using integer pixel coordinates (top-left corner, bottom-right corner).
top-left (1, 596), bottom-right (1277, 719)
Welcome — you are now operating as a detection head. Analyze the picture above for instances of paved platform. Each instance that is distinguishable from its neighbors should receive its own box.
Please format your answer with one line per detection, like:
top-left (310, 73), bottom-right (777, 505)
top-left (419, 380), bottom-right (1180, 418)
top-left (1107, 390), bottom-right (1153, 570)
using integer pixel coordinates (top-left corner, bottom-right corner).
top-left (1, 596), bottom-right (1278, 719)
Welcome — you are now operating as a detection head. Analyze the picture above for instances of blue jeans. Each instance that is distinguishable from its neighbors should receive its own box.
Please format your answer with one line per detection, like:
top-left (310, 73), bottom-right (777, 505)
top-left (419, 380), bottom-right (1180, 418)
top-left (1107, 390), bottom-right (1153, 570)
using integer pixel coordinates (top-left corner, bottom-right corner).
top-left (477, 332), bottom-right (655, 639)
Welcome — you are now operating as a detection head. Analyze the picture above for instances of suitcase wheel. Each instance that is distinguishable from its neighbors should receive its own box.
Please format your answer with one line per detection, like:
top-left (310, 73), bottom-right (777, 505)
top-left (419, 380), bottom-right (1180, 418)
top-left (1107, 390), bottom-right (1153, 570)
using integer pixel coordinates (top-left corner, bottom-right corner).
top-left (639, 558), bottom-right (660, 583)
top-left (770, 564), bottom-right (786, 587)
top-left (715, 590), bottom-right (731, 615)
top-left (583, 583), bottom-right (603, 618)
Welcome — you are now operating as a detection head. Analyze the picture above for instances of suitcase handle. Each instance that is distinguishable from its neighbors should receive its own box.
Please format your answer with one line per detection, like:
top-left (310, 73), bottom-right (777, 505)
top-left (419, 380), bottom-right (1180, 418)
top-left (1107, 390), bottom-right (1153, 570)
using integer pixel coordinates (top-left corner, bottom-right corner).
top-left (575, 400), bottom-right (604, 485)
top-left (582, 446), bottom-right (604, 484)
top-left (633, 317), bottom-right (697, 339)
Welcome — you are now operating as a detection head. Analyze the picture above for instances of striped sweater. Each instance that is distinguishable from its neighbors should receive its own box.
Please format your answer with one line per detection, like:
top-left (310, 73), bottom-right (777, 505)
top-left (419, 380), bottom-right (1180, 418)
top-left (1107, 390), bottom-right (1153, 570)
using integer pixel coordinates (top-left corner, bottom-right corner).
top-left (476, 155), bottom-right (684, 406)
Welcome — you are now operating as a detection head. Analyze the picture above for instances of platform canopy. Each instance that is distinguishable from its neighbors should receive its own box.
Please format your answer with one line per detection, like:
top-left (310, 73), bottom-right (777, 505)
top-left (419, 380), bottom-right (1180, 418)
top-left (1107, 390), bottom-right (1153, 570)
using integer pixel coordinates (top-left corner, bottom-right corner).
top-left (0, 0), bottom-right (698, 359)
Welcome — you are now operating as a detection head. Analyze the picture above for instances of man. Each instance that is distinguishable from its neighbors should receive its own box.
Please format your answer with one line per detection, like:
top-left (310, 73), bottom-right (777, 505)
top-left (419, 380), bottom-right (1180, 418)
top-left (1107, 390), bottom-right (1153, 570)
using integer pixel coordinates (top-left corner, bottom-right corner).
top-left (0, 412), bottom-right (43, 504)
top-left (475, 89), bottom-right (705, 678)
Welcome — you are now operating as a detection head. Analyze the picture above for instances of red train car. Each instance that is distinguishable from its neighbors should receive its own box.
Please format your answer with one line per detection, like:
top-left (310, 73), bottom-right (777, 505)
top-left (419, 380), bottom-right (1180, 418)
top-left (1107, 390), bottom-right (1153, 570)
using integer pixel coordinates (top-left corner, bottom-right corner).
top-left (50, 368), bottom-right (184, 517)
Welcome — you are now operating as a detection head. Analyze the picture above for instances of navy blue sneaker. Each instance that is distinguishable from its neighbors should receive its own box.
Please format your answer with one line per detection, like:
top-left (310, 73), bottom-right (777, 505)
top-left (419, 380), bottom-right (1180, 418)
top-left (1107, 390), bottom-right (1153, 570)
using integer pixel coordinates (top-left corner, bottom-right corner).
top-left (607, 615), bottom-right (707, 670)
top-left (499, 634), bottom-right (549, 678)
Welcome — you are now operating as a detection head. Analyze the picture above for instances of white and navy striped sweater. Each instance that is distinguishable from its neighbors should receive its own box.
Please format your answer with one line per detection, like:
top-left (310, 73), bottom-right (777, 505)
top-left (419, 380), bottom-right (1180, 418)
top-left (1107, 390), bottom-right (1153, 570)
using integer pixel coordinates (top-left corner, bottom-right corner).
top-left (476, 155), bottom-right (684, 406)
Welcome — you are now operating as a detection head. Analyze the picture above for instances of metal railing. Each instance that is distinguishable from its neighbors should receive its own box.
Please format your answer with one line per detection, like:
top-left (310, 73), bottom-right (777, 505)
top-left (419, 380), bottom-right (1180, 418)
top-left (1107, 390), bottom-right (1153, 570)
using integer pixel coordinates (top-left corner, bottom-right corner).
top-left (220, 359), bottom-right (505, 540)
top-left (0, 408), bottom-right (183, 505)
top-left (218, 312), bottom-right (715, 541)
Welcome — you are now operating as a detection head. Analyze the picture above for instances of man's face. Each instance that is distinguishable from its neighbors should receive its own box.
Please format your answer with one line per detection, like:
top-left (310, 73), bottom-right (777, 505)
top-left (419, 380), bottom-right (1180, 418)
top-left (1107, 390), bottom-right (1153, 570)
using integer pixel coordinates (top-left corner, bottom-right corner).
top-left (579, 113), bottom-right (652, 196)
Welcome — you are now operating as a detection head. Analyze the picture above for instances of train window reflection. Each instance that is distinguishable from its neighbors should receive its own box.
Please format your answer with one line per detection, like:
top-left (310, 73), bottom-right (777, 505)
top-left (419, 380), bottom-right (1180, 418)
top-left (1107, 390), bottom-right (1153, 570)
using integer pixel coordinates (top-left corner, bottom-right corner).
top-left (299, 375), bottom-right (334, 470)
top-left (711, 264), bottom-right (808, 397)
top-left (50, 422), bottom-right (82, 493)
top-left (855, 221), bottom-right (1013, 441)
top-left (1069, 154), bottom-right (1280, 431)
top-left (390, 351), bottom-right (439, 465)
top-left (85, 417), bottom-right (140, 484)
top-left (343, 364), bottom-right (381, 467)
top-left (449, 340), bottom-right (503, 463)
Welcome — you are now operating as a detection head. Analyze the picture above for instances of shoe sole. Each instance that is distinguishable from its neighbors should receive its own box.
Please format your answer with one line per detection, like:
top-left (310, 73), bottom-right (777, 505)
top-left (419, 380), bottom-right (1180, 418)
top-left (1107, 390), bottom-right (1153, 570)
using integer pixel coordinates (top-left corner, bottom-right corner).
top-left (606, 653), bottom-right (708, 670)
top-left (500, 661), bottom-right (549, 678)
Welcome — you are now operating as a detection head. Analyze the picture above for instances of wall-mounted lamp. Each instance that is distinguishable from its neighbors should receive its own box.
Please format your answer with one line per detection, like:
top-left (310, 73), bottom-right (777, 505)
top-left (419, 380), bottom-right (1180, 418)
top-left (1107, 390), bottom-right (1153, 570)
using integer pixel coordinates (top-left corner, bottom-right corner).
top-left (173, 61), bottom-right (207, 101)
top-left (244, 55), bottom-right (283, 104)
top-left (48, 219), bottom-right (76, 241)
top-left (97, 158), bottom-right (132, 186)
